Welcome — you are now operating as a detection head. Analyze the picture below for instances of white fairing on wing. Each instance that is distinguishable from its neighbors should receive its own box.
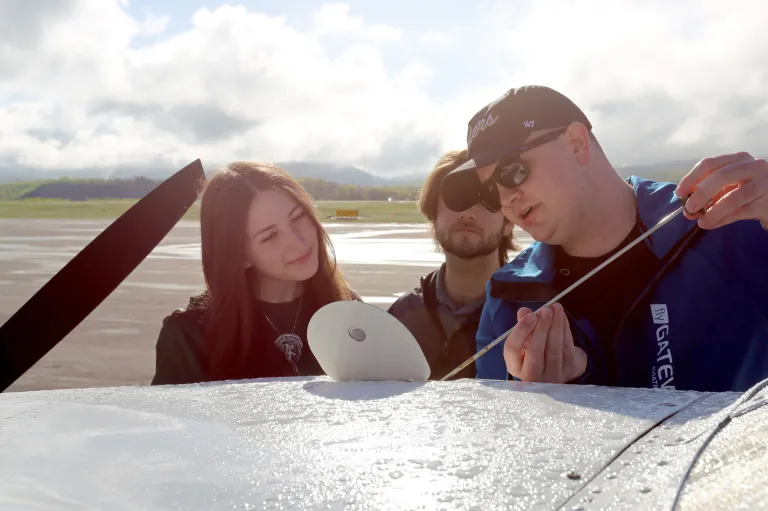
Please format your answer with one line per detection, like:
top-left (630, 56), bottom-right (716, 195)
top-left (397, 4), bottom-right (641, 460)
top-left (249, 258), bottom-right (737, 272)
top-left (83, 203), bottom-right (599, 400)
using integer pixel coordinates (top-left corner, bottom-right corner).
top-left (1, 378), bottom-right (766, 510)
top-left (307, 301), bottom-right (430, 382)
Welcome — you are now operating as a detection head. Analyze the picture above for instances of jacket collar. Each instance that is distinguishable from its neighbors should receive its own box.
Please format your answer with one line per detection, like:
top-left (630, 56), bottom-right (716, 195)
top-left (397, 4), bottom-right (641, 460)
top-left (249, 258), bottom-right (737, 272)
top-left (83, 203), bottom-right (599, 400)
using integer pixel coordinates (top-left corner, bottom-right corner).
top-left (491, 176), bottom-right (698, 290)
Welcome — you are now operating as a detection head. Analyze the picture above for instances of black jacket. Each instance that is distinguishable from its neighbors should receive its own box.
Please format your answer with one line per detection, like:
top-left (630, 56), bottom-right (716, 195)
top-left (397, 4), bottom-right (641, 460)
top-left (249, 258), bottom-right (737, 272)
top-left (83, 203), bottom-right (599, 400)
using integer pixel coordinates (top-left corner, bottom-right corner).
top-left (151, 292), bottom-right (349, 385)
top-left (150, 294), bottom-right (210, 385)
top-left (387, 268), bottom-right (483, 380)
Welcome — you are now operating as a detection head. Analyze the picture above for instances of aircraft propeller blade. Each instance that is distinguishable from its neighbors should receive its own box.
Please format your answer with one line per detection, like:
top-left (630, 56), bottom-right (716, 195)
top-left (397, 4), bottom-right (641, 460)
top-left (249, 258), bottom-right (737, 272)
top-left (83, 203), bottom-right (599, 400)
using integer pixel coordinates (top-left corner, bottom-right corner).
top-left (0, 159), bottom-right (205, 392)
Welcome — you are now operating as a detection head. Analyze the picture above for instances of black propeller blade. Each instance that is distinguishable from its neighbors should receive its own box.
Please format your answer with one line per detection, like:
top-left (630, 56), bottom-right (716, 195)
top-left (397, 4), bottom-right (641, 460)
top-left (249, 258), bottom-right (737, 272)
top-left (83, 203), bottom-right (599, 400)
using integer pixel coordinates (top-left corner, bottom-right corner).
top-left (0, 159), bottom-right (205, 392)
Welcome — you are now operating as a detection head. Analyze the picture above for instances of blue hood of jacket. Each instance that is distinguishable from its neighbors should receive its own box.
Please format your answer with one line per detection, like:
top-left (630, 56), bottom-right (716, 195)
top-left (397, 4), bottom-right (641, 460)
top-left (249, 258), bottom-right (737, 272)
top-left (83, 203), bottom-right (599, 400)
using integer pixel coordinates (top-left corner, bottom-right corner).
top-left (475, 176), bottom-right (768, 392)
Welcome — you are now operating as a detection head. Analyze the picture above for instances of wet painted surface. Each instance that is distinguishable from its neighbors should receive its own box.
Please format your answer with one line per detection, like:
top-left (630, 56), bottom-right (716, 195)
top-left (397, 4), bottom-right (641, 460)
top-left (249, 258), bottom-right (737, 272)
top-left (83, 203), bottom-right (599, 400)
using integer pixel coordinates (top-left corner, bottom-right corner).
top-left (676, 382), bottom-right (768, 510)
top-left (0, 377), bottom-right (718, 510)
top-left (560, 391), bottom-right (742, 510)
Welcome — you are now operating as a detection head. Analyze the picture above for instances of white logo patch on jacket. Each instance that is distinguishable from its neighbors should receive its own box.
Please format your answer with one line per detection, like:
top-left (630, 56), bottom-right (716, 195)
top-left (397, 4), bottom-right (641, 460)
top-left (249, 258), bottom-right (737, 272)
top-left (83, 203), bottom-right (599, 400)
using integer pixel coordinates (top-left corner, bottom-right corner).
top-left (650, 304), bottom-right (675, 389)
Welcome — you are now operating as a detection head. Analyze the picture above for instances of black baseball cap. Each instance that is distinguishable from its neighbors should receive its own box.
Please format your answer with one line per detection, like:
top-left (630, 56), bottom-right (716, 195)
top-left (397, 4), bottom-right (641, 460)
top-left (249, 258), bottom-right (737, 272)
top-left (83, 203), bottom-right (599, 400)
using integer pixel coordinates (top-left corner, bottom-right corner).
top-left (440, 85), bottom-right (592, 211)
top-left (453, 85), bottom-right (592, 175)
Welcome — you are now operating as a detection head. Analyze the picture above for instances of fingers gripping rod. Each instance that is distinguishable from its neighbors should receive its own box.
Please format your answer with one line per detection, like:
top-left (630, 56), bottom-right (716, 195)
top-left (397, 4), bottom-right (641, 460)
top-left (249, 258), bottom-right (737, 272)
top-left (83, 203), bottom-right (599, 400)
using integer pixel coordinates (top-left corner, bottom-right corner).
top-left (439, 203), bottom-right (690, 382)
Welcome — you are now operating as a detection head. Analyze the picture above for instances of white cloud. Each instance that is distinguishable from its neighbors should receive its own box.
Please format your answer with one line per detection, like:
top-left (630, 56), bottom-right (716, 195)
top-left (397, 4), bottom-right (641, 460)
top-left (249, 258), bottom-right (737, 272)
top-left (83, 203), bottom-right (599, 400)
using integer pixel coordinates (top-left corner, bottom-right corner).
top-left (0, 0), bottom-right (767, 180)
top-left (0, 1), bottom-right (444, 176)
top-left (311, 3), bottom-right (402, 41)
top-left (485, 0), bottom-right (768, 164)
top-left (418, 31), bottom-right (451, 46)
top-left (139, 12), bottom-right (171, 36)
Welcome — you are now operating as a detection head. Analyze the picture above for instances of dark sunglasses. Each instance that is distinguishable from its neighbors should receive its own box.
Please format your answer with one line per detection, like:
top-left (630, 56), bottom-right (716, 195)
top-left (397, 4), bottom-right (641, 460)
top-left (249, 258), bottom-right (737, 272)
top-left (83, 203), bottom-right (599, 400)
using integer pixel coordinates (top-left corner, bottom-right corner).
top-left (441, 170), bottom-right (502, 213)
top-left (441, 126), bottom-right (569, 212)
top-left (490, 127), bottom-right (568, 189)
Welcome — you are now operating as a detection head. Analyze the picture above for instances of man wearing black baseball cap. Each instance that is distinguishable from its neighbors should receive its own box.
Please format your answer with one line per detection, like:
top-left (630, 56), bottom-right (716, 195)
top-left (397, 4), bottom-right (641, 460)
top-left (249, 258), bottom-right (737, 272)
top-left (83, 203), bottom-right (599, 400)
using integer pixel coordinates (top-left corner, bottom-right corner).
top-left (443, 85), bottom-right (768, 392)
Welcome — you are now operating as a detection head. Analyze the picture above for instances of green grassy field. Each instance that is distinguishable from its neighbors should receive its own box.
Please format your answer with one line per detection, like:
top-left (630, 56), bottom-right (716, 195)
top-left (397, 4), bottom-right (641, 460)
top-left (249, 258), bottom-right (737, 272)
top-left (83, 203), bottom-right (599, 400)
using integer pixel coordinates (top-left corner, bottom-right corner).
top-left (316, 201), bottom-right (424, 223)
top-left (0, 199), bottom-right (426, 223)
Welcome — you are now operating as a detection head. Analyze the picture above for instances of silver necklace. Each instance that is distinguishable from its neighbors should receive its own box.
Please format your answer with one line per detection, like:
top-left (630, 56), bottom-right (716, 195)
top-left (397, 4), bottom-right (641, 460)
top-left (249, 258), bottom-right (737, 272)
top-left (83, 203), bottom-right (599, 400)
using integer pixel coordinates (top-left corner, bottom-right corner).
top-left (262, 294), bottom-right (304, 373)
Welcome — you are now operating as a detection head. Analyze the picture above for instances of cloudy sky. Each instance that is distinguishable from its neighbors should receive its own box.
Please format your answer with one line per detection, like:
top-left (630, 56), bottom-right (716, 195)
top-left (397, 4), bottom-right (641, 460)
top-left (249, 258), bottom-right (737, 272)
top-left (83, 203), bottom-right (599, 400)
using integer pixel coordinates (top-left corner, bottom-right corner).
top-left (1, 0), bottom-right (767, 179)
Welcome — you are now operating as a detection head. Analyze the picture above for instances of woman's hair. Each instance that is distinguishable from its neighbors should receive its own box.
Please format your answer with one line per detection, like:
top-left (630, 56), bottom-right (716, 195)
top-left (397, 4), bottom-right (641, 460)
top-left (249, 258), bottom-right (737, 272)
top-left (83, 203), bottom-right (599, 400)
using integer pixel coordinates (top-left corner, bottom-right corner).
top-left (418, 149), bottom-right (519, 264)
top-left (198, 161), bottom-right (354, 380)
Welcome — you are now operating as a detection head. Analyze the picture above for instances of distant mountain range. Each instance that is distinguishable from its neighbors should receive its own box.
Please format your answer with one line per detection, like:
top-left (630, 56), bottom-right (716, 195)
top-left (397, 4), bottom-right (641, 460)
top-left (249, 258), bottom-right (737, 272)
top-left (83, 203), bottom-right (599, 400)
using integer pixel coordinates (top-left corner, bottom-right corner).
top-left (0, 158), bottom-right (739, 188)
top-left (0, 161), bottom-right (427, 187)
top-left (275, 162), bottom-right (426, 187)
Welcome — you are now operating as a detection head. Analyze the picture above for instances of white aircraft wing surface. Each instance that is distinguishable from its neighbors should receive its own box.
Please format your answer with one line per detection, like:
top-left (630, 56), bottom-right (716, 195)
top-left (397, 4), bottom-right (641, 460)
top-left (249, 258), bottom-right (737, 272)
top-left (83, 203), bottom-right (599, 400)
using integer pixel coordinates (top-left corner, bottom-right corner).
top-left (0, 377), bottom-right (766, 510)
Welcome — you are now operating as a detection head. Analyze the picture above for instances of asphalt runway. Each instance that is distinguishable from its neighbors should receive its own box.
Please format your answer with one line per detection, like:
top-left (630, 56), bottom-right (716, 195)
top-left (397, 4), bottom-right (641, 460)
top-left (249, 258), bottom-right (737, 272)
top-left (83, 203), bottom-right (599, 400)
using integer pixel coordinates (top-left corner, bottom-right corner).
top-left (0, 219), bottom-right (533, 392)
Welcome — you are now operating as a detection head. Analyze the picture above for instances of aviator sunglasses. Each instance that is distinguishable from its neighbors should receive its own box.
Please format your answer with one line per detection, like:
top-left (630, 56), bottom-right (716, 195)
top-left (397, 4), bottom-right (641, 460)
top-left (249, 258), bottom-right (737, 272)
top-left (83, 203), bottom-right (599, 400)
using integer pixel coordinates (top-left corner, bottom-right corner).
top-left (442, 126), bottom-right (569, 213)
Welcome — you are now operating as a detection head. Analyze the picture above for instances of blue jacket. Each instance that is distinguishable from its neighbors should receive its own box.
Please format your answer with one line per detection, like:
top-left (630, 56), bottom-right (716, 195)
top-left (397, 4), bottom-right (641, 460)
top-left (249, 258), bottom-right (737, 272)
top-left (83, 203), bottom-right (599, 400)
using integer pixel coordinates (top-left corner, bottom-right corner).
top-left (476, 176), bottom-right (768, 392)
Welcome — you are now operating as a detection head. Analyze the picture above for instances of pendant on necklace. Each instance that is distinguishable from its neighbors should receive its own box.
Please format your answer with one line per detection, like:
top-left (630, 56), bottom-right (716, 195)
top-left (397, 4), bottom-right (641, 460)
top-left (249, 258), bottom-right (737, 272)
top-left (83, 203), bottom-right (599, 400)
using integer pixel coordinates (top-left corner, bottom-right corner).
top-left (275, 333), bottom-right (303, 367)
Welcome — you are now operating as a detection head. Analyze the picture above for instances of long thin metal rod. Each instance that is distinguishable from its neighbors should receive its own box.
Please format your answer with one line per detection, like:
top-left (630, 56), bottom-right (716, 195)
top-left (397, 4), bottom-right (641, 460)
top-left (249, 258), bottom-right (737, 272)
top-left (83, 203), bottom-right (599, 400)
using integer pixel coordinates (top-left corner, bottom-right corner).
top-left (439, 205), bottom-right (686, 381)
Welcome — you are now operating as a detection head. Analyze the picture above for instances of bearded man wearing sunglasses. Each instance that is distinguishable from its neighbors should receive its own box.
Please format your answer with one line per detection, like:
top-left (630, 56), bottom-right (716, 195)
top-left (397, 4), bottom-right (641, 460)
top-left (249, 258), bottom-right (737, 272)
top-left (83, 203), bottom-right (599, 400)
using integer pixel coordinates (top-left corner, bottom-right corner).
top-left (388, 149), bottom-right (519, 380)
top-left (441, 85), bottom-right (768, 392)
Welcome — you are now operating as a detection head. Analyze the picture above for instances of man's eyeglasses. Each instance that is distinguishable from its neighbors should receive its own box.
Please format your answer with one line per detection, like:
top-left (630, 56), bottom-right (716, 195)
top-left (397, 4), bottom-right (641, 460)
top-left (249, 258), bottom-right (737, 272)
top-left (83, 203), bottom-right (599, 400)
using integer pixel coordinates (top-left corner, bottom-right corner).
top-left (490, 127), bottom-right (567, 190)
top-left (491, 159), bottom-right (529, 190)
top-left (441, 126), bottom-right (569, 213)
top-left (441, 170), bottom-right (502, 213)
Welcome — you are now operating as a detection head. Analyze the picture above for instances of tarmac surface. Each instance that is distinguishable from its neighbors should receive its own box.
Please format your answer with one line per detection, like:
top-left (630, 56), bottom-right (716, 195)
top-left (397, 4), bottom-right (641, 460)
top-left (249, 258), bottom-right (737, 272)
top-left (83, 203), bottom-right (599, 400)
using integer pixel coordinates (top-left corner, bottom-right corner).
top-left (0, 219), bottom-right (533, 392)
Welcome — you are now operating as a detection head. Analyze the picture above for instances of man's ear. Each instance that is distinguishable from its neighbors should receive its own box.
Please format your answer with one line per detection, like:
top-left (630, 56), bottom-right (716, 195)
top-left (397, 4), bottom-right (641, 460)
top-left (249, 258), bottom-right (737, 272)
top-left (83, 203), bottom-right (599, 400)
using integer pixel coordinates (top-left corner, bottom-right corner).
top-left (503, 219), bottom-right (514, 236)
top-left (565, 122), bottom-right (591, 165)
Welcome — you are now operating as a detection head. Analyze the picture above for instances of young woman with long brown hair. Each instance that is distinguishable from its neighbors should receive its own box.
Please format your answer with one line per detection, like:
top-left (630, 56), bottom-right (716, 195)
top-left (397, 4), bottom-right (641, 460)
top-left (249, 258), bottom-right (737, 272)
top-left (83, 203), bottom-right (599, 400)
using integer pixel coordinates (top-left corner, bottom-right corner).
top-left (151, 161), bottom-right (359, 384)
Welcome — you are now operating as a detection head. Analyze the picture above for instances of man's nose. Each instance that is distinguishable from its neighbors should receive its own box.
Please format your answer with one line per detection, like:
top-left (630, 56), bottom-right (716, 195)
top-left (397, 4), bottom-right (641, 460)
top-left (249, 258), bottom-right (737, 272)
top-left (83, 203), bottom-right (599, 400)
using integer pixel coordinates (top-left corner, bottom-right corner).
top-left (459, 204), bottom-right (480, 219)
top-left (498, 184), bottom-right (521, 207)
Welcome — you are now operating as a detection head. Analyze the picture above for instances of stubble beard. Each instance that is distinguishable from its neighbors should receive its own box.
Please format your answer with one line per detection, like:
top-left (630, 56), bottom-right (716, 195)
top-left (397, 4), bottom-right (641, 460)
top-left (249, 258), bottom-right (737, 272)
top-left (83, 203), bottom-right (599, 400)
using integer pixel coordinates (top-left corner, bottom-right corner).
top-left (435, 228), bottom-right (501, 260)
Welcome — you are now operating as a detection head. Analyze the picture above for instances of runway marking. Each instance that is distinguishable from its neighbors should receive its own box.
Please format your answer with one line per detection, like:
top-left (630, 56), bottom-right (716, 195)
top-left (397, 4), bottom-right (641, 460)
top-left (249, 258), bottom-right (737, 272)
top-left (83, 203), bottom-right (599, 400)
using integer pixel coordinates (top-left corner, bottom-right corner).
top-left (360, 295), bottom-right (404, 304)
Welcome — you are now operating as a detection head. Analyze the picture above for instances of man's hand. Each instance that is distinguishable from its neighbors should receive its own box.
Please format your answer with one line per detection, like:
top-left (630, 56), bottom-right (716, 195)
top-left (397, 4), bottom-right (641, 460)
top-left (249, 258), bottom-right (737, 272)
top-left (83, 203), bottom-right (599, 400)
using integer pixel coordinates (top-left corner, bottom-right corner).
top-left (676, 152), bottom-right (768, 231)
top-left (503, 303), bottom-right (587, 383)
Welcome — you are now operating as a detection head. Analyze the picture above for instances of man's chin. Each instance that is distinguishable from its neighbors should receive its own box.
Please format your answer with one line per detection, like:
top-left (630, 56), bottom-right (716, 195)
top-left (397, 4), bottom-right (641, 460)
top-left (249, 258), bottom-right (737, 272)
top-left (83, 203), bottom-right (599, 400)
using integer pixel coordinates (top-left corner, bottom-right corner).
top-left (436, 231), bottom-right (501, 259)
top-left (441, 244), bottom-right (497, 260)
top-left (451, 251), bottom-right (494, 260)
top-left (528, 226), bottom-right (557, 246)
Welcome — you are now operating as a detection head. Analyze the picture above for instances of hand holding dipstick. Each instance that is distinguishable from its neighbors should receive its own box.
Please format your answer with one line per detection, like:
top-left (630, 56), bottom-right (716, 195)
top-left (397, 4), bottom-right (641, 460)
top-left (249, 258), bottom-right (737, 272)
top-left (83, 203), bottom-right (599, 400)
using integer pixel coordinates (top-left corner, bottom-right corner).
top-left (676, 152), bottom-right (768, 231)
top-left (503, 302), bottom-right (587, 383)
top-left (439, 198), bottom-right (699, 382)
